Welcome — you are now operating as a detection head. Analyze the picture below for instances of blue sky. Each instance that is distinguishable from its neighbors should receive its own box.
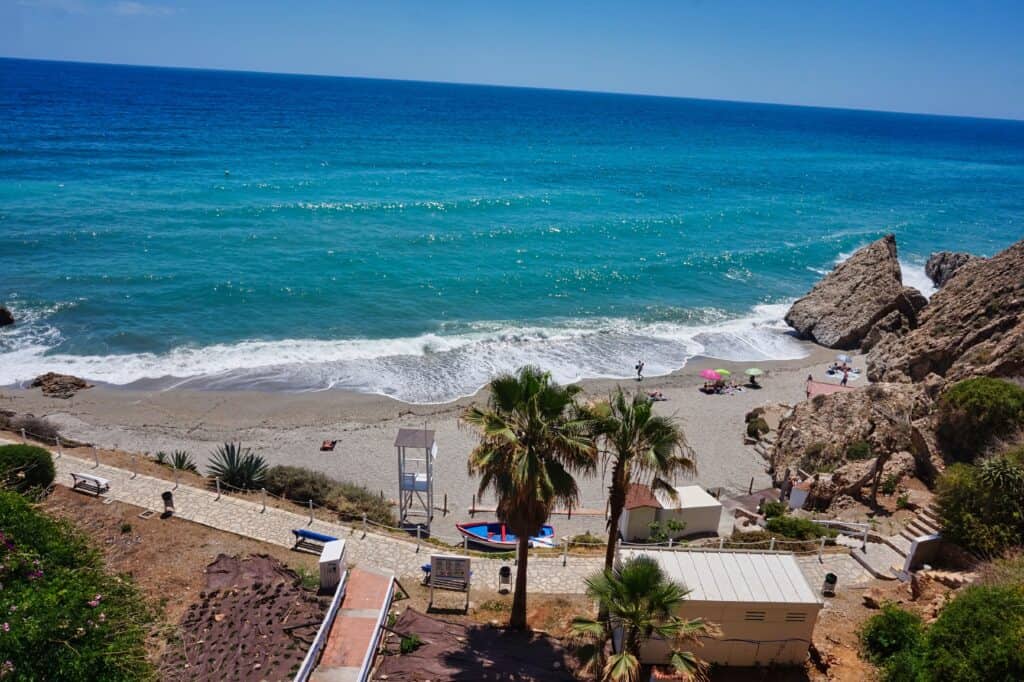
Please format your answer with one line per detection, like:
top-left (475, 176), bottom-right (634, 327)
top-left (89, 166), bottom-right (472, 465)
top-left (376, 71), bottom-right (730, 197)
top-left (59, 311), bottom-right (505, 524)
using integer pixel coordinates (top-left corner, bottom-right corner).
top-left (2, 0), bottom-right (1023, 120)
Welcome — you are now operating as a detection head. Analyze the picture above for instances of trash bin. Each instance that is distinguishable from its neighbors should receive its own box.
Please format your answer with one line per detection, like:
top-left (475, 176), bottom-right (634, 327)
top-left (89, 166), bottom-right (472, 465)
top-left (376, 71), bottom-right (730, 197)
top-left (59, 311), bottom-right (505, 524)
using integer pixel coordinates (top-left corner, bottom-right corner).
top-left (822, 572), bottom-right (838, 597)
top-left (162, 491), bottom-right (175, 515)
top-left (498, 565), bottom-right (512, 593)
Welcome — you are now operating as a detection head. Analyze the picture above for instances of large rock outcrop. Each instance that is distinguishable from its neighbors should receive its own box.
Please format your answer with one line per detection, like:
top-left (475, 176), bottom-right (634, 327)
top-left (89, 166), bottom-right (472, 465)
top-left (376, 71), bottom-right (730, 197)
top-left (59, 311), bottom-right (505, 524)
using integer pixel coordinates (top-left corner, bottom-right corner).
top-left (868, 238), bottom-right (1024, 383)
top-left (0, 306), bottom-right (13, 327)
top-left (785, 235), bottom-right (927, 349)
top-left (925, 251), bottom-right (979, 288)
top-left (29, 372), bottom-right (93, 399)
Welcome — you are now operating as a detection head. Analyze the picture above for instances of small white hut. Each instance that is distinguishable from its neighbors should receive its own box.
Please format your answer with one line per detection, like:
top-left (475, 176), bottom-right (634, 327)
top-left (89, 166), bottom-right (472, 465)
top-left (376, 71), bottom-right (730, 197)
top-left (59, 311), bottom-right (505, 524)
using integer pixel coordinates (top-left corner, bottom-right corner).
top-left (618, 483), bottom-right (723, 541)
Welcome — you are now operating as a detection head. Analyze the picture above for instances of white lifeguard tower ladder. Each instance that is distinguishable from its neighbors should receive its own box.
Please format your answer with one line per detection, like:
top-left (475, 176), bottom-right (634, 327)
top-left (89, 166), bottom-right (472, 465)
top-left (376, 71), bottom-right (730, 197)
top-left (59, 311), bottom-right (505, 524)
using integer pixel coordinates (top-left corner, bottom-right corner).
top-left (395, 428), bottom-right (436, 531)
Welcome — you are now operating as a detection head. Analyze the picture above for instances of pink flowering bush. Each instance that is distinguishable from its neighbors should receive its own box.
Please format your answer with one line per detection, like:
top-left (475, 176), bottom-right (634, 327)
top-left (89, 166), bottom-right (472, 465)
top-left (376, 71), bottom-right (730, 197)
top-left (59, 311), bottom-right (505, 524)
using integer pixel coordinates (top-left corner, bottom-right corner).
top-left (0, 491), bottom-right (153, 681)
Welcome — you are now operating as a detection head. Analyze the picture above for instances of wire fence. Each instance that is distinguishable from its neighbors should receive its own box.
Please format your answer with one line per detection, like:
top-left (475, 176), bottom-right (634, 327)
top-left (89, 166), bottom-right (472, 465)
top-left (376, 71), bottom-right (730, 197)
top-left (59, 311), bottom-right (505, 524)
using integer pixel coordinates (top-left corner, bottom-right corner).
top-left (6, 427), bottom-right (842, 561)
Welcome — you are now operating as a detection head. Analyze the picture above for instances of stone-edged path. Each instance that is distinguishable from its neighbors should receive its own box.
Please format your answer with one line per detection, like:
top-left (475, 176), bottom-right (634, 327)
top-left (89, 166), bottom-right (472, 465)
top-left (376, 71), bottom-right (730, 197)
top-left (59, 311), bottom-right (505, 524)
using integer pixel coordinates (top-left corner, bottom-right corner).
top-left (7, 437), bottom-right (873, 596)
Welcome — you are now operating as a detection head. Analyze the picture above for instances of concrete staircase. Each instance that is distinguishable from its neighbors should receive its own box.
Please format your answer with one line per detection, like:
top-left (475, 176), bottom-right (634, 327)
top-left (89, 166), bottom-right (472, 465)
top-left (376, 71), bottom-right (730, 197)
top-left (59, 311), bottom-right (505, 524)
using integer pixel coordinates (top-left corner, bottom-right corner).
top-left (850, 505), bottom-right (943, 580)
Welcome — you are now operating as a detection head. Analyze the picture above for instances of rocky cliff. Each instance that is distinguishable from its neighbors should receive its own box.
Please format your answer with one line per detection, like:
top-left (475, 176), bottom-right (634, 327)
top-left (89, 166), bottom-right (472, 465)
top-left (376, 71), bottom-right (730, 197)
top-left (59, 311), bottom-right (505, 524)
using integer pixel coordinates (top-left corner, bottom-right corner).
top-left (868, 238), bottom-right (1024, 383)
top-left (925, 251), bottom-right (980, 288)
top-left (0, 306), bottom-right (13, 327)
top-left (784, 235), bottom-right (926, 349)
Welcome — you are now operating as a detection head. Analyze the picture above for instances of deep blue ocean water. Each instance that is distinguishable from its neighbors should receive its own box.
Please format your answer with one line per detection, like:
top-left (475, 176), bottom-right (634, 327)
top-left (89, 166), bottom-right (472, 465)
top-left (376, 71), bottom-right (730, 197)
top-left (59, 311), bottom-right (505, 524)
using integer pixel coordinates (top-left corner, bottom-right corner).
top-left (2, 58), bottom-right (1023, 401)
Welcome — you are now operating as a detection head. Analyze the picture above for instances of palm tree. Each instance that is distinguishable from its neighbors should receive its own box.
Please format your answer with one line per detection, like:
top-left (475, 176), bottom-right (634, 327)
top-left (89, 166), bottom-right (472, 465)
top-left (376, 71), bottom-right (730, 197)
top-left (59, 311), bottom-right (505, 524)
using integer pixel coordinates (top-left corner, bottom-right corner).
top-left (571, 555), bottom-right (716, 682)
top-left (462, 366), bottom-right (596, 630)
top-left (588, 388), bottom-right (696, 571)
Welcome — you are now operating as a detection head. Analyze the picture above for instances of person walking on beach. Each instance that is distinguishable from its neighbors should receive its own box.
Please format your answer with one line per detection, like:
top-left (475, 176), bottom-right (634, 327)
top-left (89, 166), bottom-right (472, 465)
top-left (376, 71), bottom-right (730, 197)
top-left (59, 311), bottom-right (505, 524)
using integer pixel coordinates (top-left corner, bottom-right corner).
top-left (840, 367), bottom-right (849, 387)
top-left (635, 359), bottom-right (645, 381)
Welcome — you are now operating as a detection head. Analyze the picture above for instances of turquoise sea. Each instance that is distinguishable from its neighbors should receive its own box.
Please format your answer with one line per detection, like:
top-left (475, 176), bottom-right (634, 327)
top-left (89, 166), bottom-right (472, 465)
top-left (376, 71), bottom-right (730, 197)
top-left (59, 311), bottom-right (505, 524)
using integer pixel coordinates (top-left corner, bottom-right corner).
top-left (2, 58), bottom-right (1023, 402)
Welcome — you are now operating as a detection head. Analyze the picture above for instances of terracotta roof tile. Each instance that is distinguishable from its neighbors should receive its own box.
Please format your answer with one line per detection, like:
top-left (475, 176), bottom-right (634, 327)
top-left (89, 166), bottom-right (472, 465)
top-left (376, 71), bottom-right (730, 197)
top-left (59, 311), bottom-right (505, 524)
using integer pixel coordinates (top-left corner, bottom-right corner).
top-left (624, 483), bottom-right (662, 510)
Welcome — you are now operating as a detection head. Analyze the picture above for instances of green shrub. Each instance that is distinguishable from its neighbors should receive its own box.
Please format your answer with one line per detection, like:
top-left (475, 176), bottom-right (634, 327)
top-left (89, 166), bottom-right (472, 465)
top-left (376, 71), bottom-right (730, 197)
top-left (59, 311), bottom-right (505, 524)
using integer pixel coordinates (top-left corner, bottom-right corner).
top-left (923, 585), bottom-right (1024, 681)
top-left (846, 440), bottom-right (873, 461)
top-left (569, 531), bottom-right (604, 546)
top-left (762, 500), bottom-right (787, 519)
top-left (859, 604), bottom-right (925, 665)
top-left (936, 449), bottom-right (1024, 557)
top-left (264, 465), bottom-right (395, 526)
top-left (765, 515), bottom-right (837, 541)
top-left (746, 417), bottom-right (769, 439)
top-left (400, 633), bottom-right (422, 654)
top-left (936, 377), bottom-right (1024, 461)
top-left (169, 450), bottom-right (197, 472)
top-left (206, 442), bottom-right (267, 490)
top-left (0, 491), bottom-right (154, 681)
top-left (0, 443), bottom-right (56, 493)
top-left (896, 494), bottom-right (911, 510)
top-left (880, 473), bottom-right (900, 496)
top-left (647, 519), bottom-right (686, 543)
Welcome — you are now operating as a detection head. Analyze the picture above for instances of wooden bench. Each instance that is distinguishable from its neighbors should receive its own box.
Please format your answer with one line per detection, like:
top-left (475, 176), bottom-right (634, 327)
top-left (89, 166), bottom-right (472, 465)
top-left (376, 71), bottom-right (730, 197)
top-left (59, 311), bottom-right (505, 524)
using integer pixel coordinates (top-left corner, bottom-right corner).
top-left (292, 528), bottom-right (338, 554)
top-left (70, 472), bottom-right (110, 497)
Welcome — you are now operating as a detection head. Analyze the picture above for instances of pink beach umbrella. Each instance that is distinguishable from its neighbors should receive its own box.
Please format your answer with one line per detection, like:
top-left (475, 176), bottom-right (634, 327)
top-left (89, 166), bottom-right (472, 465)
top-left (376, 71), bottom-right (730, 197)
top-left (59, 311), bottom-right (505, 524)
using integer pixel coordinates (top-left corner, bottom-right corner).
top-left (700, 369), bottom-right (722, 381)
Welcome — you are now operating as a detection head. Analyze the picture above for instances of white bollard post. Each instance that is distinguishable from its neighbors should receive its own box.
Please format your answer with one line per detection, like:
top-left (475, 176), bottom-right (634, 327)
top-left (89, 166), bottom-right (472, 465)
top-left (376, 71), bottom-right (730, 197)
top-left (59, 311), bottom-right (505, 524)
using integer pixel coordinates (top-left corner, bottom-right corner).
top-left (463, 535), bottom-right (468, 551)
top-left (416, 525), bottom-right (421, 553)
top-left (769, 537), bottom-right (776, 551)
top-left (718, 536), bottom-right (725, 549)
top-left (56, 435), bottom-right (63, 458)
top-left (131, 455), bottom-right (137, 479)
top-left (173, 464), bottom-right (179, 490)
top-left (862, 525), bottom-right (869, 551)
top-left (668, 538), bottom-right (674, 548)
top-left (819, 535), bottom-right (826, 561)
top-left (215, 477), bottom-right (221, 500)
top-left (261, 488), bottom-right (266, 513)
top-left (562, 537), bottom-right (568, 567)
top-left (362, 512), bottom-right (367, 536)
top-left (20, 428), bottom-right (26, 443)
top-left (93, 446), bottom-right (99, 468)
top-left (308, 499), bottom-right (313, 525)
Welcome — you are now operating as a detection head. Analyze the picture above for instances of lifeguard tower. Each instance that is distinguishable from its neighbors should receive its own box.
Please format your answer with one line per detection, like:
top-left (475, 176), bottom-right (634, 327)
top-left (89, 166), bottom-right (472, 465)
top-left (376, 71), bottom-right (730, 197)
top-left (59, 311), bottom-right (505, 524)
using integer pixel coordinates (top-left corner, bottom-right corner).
top-left (395, 428), bottom-right (436, 531)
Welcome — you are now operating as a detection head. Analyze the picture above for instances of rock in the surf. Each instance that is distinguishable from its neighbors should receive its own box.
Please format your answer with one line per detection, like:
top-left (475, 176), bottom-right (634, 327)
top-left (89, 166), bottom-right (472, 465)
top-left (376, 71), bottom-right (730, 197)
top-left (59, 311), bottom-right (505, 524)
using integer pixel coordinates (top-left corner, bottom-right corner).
top-left (0, 306), bottom-right (13, 327)
top-left (30, 372), bottom-right (93, 399)
top-left (784, 235), bottom-right (927, 349)
top-left (924, 251), bottom-right (979, 288)
top-left (868, 238), bottom-right (1024, 382)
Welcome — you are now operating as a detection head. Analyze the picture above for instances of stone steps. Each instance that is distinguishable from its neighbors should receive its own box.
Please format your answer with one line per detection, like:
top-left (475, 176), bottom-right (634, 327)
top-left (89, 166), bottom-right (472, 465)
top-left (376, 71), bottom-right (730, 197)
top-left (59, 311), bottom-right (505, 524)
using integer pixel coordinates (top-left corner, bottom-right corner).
top-left (851, 542), bottom-right (905, 580)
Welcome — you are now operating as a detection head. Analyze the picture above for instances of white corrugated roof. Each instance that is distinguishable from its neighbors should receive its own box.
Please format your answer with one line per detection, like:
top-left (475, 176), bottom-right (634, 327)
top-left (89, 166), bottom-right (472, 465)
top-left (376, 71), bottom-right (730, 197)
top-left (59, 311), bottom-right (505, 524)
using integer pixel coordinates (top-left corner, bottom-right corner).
top-left (621, 549), bottom-right (822, 605)
top-left (653, 485), bottom-right (722, 510)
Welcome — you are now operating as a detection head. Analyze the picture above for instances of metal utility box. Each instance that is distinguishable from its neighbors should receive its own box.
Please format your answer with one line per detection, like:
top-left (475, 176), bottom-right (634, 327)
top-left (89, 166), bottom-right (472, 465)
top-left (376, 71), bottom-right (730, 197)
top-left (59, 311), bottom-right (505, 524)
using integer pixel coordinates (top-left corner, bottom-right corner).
top-left (318, 540), bottom-right (347, 591)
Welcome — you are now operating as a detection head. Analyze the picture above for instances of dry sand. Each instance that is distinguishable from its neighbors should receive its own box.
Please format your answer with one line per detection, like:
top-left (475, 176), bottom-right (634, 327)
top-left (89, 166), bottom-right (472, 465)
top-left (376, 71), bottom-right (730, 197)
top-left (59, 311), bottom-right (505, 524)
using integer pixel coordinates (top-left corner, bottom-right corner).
top-left (1, 342), bottom-right (858, 537)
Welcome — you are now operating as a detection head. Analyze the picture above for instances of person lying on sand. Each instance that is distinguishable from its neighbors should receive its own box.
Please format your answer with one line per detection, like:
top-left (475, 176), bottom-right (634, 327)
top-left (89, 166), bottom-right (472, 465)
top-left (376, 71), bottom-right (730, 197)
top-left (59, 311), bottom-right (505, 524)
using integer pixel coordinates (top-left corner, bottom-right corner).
top-left (647, 390), bottom-right (667, 402)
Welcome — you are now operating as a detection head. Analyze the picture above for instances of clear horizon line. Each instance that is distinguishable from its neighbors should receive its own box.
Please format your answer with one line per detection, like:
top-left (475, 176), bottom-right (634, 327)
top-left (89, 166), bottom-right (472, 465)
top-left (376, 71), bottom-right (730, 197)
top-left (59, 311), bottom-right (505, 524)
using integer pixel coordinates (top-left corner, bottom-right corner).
top-left (3, 54), bottom-right (1022, 124)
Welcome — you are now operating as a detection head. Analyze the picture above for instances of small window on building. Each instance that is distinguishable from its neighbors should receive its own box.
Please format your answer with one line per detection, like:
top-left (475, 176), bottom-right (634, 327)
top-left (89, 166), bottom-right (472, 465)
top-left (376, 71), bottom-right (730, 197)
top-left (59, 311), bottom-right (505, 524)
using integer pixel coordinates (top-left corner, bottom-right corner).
top-left (744, 610), bottom-right (767, 621)
top-left (785, 612), bottom-right (807, 622)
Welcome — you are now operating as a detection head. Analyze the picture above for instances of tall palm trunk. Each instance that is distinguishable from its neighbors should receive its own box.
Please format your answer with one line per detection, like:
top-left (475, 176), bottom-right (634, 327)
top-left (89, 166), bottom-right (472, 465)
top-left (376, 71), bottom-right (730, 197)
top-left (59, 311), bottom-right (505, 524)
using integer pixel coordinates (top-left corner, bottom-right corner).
top-left (604, 459), bottom-right (627, 571)
top-left (510, 534), bottom-right (530, 630)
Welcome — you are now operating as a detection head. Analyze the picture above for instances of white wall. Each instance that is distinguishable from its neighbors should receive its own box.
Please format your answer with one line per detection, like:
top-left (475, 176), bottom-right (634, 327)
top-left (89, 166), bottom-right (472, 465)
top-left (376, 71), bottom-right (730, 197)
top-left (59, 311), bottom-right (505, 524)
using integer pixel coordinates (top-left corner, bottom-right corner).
top-left (619, 507), bottom-right (657, 542)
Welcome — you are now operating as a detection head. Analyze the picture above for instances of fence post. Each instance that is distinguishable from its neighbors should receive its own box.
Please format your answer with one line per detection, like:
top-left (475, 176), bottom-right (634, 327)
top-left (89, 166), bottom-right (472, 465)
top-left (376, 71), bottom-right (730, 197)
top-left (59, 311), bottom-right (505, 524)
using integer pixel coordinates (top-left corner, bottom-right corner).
top-left (416, 525), bottom-right (421, 553)
top-left (131, 455), bottom-right (137, 479)
top-left (56, 435), bottom-right (63, 458)
top-left (769, 537), bottom-right (776, 551)
top-left (471, 494), bottom-right (476, 516)
top-left (819, 535), bottom-right (826, 561)
top-left (862, 525), bottom-right (868, 551)
top-left (92, 446), bottom-right (99, 468)
top-left (20, 428), bottom-right (26, 443)
top-left (362, 512), bottom-right (367, 536)
top-left (261, 488), bottom-right (266, 513)
top-left (562, 537), bottom-right (568, 567)
top-left (215, 477), bottom-right (221, 500)
top-left (748, 477), bottom-right (754, 494)
top-left (463, 535), bottom-right (468, 551)
top-left (173, 464), bottom-right (179, 490)
top-left (308, 499), bottom-right (313, 525)
top-left (718, 536), bottom-right (725, 549)
top-left (443, 493), bottom-right (447, 515)
top-left (668, 538), bottom-right (674, 548)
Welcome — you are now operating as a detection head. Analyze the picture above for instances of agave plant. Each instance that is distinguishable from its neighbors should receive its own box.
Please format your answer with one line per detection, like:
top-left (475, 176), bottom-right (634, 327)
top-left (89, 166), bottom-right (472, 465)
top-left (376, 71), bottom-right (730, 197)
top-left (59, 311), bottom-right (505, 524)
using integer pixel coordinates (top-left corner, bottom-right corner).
top-left (170, 450), bottom-right (198, 473)
top-left (206, 442), bottom-right (268, 490)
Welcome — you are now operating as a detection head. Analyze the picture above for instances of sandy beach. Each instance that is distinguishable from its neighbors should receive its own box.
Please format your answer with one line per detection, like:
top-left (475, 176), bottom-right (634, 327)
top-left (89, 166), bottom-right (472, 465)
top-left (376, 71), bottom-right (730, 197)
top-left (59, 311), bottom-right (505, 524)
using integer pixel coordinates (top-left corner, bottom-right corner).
top-left (1, 342), bottom-right (852, 537)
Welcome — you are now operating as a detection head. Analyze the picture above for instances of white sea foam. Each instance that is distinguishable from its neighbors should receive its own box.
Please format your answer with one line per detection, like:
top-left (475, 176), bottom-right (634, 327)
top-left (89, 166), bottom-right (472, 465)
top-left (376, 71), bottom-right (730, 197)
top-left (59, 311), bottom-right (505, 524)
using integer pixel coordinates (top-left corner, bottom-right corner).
top-left (0, 303), bottom-right (807, 404)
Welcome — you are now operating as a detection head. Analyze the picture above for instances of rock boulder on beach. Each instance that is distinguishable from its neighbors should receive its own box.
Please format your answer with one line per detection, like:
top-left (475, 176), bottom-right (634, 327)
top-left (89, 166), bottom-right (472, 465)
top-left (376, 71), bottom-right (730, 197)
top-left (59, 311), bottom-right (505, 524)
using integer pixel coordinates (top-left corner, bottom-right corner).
top-left (29, 372), bottom-right (93, 399)
top-left (868, 238), bottom-right (1024, 383)
top-left (0, 306), bottom-right (13, 327)
top-left (924, 251), bottom-right (979, 288)
top-left (784, 235), bottom-right (927, 349)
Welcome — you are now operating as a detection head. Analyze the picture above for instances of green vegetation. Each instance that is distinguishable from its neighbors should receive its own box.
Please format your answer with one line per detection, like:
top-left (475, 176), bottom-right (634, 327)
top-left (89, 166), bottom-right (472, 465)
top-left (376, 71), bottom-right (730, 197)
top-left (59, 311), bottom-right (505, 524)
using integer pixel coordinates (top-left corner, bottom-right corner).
top-left (206, 442), bottom-right (268, 490)
top-left (585, 387), bottom-right (694, 570)
top-left (846, 440), bottom-right (873, 461)
top-left (880, 472), bottom-right (900, 496)
top-left (154, 450), bottom-right (198, 472)
top-left (399, 633), bottom-right (422, 654)
top-left (462, 366), bottom-right (596, 630)
top-left (569, 531), bottom-right (604, 546)
top-left (936, 448), bottom-right (1024, 557)
top-left (0, 443), bottom-right (56, 495)
top-left (0, 490), bottom-right (154, 681)
top-left (647, 519), bottom-right (686, 543)
top-left (292, 565), bottom-right (319, 591)
top-left (571, 555), bottom-right (714, 681)
top-left (263, 465), bottom-right (395, 526)
top-left (746, 417), bottom-right (769, 439)
top-left (119, 522), bottom-right (132, 534)
top-left (859, 584), bottom-right (1024, 681)
top-left (765, 515), bottom-right (837, 541)
top-left (936, 377), bottom-right (1024, 461)
top-left (762, 500), bottom-right (787, 519)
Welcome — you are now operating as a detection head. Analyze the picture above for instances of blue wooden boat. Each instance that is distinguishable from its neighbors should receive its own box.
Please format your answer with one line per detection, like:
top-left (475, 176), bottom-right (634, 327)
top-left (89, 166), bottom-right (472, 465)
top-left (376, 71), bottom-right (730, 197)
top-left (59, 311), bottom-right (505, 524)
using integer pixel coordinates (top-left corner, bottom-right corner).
top-left (455, 522), bottom-right (556, 550)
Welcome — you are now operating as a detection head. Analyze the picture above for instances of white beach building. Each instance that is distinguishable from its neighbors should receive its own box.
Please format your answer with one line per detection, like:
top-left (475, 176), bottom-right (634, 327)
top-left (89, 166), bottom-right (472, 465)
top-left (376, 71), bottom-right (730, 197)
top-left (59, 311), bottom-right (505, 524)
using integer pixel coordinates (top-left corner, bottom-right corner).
top-left (618, 483), bottom-right (723, 541)
top-left (620, 549), bottom-right (823, 668)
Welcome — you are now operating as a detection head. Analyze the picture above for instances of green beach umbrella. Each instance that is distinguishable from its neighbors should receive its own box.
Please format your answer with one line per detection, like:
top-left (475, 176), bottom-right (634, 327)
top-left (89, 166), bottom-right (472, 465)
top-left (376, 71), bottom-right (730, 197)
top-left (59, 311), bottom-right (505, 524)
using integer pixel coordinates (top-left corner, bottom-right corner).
top-left (745, 368), bottom-right (764, 377)
top-left (713, 368), bottom-right (732, 376)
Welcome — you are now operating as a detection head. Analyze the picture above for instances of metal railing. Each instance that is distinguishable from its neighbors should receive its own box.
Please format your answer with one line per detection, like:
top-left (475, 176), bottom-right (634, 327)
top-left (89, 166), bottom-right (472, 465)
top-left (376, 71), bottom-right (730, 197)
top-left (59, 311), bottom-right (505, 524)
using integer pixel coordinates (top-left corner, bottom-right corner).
top-left (293, 569), bottom-right (350, 682)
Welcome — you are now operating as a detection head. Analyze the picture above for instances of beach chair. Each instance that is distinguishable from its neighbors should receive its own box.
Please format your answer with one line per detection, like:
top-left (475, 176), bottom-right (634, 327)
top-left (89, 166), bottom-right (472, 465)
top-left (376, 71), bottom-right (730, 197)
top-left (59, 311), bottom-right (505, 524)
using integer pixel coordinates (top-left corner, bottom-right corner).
top-left (292, 528), bottom-right (338, 554)
top-left (70, 472), bottom-right (110, 496)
